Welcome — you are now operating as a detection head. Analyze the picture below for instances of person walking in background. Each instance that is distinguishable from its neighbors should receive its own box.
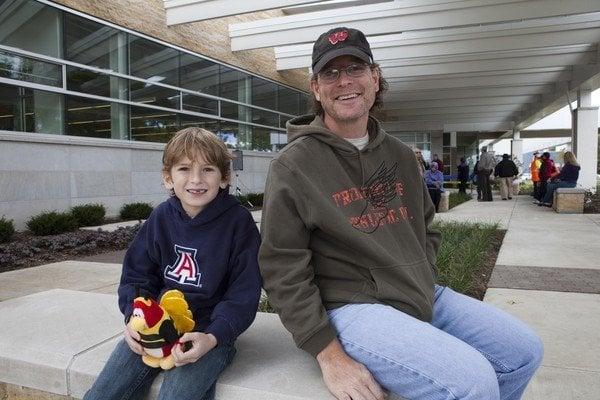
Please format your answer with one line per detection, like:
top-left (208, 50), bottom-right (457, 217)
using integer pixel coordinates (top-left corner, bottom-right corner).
top-left (432, 153), bottom-right (444, 173)
top-left (538, 151), bottom-right (580, 207)
top-left (530, 151), bottom-right (542, 198)
top-left (477, 146), bottom-right (496, 201)
top-left (457, 157), bottom-right (470, 194)
top-left (415, 148), bottom-right (429, 177)
top-left (494, 154), bottom-right (519, 200)
top-left (425, 161), bottom-right (445, 211)
top-left (535, 152), bottom-right (556, 203)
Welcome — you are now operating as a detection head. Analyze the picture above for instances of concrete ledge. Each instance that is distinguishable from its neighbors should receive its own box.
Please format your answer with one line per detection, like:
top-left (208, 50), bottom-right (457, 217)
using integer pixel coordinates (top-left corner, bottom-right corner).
top-left (553, 188), bottom-right (585, 214)
top-left (438, 191), bottom-right (450, 213)
top-left (0, 289), bottom-right (405, 400)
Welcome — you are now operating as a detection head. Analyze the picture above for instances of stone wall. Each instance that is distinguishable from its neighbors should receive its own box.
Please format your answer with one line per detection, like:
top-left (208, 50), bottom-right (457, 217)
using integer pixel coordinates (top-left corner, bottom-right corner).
top-left (0, 132), bottom-right (274, 230)
top-left (52, 0), bottom-right (309, 91)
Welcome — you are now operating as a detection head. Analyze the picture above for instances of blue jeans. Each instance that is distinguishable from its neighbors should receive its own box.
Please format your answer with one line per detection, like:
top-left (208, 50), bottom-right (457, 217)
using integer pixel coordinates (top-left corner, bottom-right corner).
top-left (541, 181), bottom-right (576, 204)
top-left (83, 339), bottom-right (236, 400)
top-left (327, 286), bottom-right (543, 400)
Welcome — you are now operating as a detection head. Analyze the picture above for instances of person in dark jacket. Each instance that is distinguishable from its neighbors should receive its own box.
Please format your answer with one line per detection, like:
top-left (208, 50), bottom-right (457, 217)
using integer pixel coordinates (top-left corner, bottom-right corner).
top-left (535, 152), bottom-right (556, 202)
top-left (494, 154), bottom-right (519, 200)
top-left (539, 151), bottom-right (580, 207)
top-left (84, 128), bottom-right (261, 400)
top-left (457, 157), bottom-right (470, 194)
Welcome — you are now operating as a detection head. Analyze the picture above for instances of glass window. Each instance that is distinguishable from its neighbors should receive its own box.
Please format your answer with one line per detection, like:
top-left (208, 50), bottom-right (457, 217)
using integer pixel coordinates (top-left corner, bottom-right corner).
top-left (221, 100), bottom-right (250, 122)
top-left (251, 108), bottom-right (279, 128)
top-left (64, 13), bottom-right (127, 73)
top-left (299, 94), bottom-right (310, 114)
top-left (181, 93), bottom-right (218, 115)
top-left (217, 121), bottom-right (239, 149)
top-left (180, 53), bottom-right (219, 96)
top-left (278, 86), bottom-right (299, 115)
top-left (130, 80), bottom-right (180, 109)
top-left (66, 95), bottom-right (112, 138)
top-left (0, 83), bottom-right (24, 131)
top-left (220, 66), bottom-right (250, 102)
top-left (180, 114), bottom-right (219, 132)
top-left (130, 105), bottom-right (179, 143)
top-left (0, 50), bottom-right (62, 87)
top-left (0, 0), bottom-right (62, 58)
top-left (129, 34), bottom-right (179, 86)
top-left (398, 133), bottom-right (416, 143)
top-left (252, 77), bottom-right (277, 110)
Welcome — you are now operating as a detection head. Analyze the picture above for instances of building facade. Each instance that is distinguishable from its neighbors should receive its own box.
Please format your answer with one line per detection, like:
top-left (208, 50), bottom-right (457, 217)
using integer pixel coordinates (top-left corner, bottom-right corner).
top-left (0, 0), bottom-right (309, 228)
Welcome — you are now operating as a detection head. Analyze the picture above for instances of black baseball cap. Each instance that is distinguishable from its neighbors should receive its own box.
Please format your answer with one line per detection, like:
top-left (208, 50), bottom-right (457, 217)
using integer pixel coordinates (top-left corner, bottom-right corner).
top-left (311, 27), bottom-right (373, 74)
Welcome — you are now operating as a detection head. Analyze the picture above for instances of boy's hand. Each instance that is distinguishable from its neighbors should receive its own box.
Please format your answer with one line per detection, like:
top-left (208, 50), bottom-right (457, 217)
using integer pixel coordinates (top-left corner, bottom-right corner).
top-left (124, 325), bottom-right (146, 355)
top-left (172, 332), bottom-right (217, 367)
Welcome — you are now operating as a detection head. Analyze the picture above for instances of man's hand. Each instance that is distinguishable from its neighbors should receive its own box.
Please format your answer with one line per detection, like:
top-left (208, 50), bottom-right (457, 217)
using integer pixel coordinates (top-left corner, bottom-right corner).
top-left (317, 339), bottom-right (386, 400)
top-left (124, 325), bottom-right (146, 355)
top-left (171, 332), bottom-right (217, 367)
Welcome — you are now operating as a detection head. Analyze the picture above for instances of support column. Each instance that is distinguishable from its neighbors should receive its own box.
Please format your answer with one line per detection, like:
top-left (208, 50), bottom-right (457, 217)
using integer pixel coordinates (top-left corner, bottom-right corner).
top-left (511, 129), bottom-right (523, 171)
top-left (572, 88), bottom-right (598, 191)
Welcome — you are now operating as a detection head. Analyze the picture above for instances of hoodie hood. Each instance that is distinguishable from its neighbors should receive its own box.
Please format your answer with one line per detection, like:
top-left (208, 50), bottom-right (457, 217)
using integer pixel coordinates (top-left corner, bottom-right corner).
top-left (167, 188), bottom-right (240, 226)
top-left (286, 114), bottom-right (386, 154)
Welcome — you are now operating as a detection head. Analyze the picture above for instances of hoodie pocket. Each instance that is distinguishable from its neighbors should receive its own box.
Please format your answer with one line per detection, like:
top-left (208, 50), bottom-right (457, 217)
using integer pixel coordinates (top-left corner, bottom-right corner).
top-left (368, 258), bottom-right (434, 320)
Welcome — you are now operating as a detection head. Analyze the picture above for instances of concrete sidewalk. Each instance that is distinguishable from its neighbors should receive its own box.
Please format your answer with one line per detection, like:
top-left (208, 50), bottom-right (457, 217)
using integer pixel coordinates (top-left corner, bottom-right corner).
top-left (437, 195), bottom-right (600, 399)
top-left (0, 195), bottom-right (599, 399)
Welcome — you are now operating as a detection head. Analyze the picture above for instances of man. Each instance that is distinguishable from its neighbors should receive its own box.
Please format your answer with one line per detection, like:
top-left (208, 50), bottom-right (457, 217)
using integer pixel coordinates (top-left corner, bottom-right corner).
top-left (494, 154), bottom-right (519, 200)
top-left (477, 146), bottom-right (496, 201)
top-left (529, 151), bottom-right (542, 198)
top-left (414, 148), bottom-right (428, 176)
top-left (535, 151), bottom-right (556, 203)
top-left (259, 27), bottom-right (542, 400)
top-left (425, 161), bottom-right (444, 211)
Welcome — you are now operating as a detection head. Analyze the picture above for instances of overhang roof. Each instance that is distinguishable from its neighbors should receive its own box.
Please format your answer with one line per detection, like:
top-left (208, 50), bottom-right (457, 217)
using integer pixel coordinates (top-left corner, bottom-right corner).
top-left (164, 0), bottom-right (600, 133)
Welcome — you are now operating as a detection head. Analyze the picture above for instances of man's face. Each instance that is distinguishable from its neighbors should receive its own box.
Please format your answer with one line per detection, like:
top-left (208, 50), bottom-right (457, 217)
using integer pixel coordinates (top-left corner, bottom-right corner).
top-left (310, 55), bottom-right (379, 125)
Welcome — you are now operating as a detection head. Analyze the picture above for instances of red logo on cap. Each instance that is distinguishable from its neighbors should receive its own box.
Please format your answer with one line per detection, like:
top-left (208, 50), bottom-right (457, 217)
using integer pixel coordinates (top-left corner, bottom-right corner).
top-left (328, 30), bottom-right (349, 45)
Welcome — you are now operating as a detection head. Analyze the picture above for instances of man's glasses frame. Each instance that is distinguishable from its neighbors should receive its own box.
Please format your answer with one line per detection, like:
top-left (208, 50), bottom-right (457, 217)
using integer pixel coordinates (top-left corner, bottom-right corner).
top-left (317, 63), bottom-right (371, 83)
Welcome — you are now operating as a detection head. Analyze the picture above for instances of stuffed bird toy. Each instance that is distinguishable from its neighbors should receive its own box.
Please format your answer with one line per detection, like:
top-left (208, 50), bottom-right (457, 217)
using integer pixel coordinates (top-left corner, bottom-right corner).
top-left (128, 289), bottom-right (195, 369)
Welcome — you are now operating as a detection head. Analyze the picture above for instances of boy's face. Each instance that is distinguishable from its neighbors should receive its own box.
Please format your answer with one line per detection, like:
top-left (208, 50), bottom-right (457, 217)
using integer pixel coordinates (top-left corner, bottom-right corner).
top-left (163, 155), bottom-right (227, 218)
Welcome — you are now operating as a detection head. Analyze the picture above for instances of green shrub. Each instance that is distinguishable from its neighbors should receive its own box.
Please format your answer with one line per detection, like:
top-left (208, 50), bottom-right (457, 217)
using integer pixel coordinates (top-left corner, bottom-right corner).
top-left (246, 192), bottom-right (264, 207)
top-left (27, 211), bottom-right (78, 236)
top-left (120, 202), bottom-right (153, 220)
top-left (0, 216), bottom-right (15, 243)
top-left (71, 203), bottom-right (106, 226)
top-left (519, 180), bottom-right (534, 195)
top-left (235, 194), bottom-right (249, 206)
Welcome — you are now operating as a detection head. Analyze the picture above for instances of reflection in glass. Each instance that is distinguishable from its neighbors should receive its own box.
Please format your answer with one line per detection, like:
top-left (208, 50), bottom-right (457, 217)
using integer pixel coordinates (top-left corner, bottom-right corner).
top-left (180, 53), bottom-right (219, 96)
top-left (130, 80), bottom-right (179, 109)
top-left (130, 105), bottom-right (179, 143)
top-left (278, 86), bottom-right (299, 115)
top-left (181, 93), bottom-right (218, 115)
top-left (220, 66), bottom-right (250, 102)
top-left (251, 108), bottom-right (278, 128)
top-left (217, 121), bottom-right (239, 149)
top-left (66, 95), bottom-right (111, 138)
top-left (0, 0), bottom-right (62, 58)
top-left (180, 114), bottom-right (219, 132)
top-left (129, 34), bottom-right (179, 86)
top-left (0, 83), bottom-right (24, 131)
top-left (252, 77), bottom-right (276, 110)
top-left (64, 13), bottom-right (127, 72)
top-left (0, 50), bottom-right (62, 87)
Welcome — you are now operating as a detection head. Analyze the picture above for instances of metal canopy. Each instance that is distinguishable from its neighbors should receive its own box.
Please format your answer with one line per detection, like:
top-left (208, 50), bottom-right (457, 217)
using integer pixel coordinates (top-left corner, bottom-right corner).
top-left (164, 0), bottom-right (600, 133)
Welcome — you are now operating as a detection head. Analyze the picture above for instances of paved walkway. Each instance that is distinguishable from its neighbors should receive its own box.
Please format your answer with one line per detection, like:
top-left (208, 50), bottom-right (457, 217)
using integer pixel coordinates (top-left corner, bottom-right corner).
top-left (436, 195), bottom-right (600, 399)
top-left (0, 196), bottom-right (598, 399)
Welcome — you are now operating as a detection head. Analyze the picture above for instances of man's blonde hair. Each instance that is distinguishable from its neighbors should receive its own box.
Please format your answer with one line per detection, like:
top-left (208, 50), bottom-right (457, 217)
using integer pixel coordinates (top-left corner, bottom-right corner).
top-left (162, 127), bottom-right (232, 180)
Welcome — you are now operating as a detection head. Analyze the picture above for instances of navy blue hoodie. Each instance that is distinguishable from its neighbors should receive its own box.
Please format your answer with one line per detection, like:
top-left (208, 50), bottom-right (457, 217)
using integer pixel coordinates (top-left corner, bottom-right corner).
top-left (118, 189), bottom-right (261, 345)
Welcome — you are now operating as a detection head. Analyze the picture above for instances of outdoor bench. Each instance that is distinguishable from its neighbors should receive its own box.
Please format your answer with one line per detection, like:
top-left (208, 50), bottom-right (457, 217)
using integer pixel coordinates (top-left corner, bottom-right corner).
top-left (553, 187), bottom-right (586, 213)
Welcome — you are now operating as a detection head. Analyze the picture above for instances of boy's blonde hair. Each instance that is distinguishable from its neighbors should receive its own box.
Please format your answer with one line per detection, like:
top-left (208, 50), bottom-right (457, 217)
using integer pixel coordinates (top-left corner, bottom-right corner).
top-left (162, 127), bottom-right (233, 180)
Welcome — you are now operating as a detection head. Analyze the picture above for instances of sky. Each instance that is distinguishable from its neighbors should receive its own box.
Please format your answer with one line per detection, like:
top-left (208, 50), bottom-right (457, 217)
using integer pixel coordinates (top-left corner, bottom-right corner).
top-left (486, 88), bottom-right (600, 154)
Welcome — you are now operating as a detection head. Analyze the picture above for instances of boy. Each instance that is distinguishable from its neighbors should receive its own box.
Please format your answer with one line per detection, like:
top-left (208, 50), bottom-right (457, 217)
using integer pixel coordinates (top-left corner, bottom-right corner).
top-left (84, 127), bottom-right (262, 400)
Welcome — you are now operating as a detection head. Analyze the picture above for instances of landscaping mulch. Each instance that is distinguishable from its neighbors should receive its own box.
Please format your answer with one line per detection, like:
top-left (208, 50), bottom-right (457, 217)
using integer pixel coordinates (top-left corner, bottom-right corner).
top-left (0, 225), bottom-right (140, 273)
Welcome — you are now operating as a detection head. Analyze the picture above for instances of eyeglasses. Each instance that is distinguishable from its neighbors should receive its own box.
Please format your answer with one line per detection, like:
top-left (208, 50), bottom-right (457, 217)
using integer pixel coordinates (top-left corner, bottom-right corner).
top-left (318, 63), bottom-right (370, 83)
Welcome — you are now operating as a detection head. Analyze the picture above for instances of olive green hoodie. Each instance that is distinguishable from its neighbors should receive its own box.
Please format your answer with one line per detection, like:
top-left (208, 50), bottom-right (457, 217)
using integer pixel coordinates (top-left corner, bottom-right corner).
top-left (259, 114), bottom-right (441, 357)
